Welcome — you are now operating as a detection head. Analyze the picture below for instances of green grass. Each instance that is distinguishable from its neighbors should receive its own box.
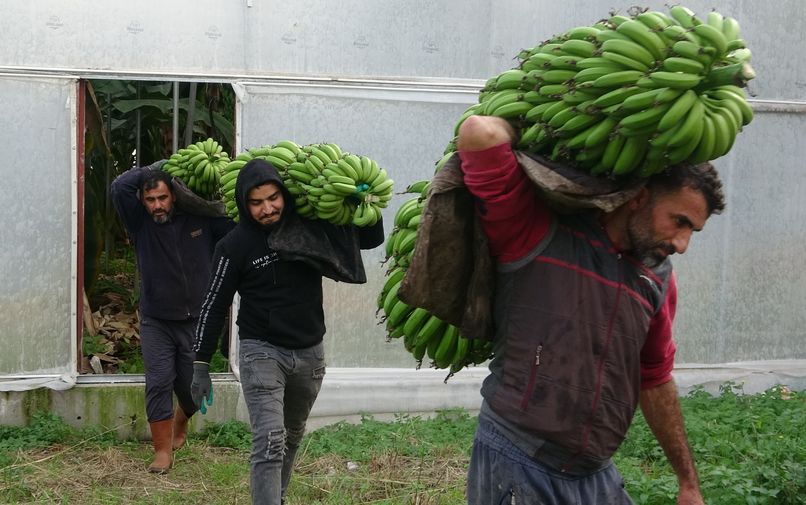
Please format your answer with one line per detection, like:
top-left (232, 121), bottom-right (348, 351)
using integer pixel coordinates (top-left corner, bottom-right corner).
top-left (1, 385), bottom-right (804, 504)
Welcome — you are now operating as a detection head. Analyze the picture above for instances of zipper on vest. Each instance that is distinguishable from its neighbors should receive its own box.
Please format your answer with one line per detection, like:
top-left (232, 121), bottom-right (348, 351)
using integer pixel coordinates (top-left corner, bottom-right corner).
top-left (520, 344), bottom-right (543, 411)
top-left (566, 254), bottom-right (625, 470)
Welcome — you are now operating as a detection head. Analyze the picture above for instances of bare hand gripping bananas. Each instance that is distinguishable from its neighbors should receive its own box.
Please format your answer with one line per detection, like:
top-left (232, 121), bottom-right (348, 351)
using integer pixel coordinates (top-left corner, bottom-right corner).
top-left (452, 5), bottom-right (756, 179)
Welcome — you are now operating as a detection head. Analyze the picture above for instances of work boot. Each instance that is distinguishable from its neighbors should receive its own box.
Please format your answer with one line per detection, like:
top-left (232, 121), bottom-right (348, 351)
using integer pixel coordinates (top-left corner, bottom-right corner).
top-left (147, 419), bottom-right (173, 474)
top-left (172, 407), bottom-right (190, 451)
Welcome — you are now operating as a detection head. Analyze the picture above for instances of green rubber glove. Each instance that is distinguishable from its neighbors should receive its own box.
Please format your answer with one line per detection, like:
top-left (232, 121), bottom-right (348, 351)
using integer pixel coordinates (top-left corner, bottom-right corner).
top-left (191, 362), bottom-right (214, 414)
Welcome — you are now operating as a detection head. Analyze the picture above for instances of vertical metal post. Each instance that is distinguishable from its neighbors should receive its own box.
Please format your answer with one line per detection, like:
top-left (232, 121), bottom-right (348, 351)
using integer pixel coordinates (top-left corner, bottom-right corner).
top-left (185, 82), bottom-right (198, 146)
top-left (172, 82), bottom-right (180, 153)
top-left (135, 82), bottom-right (141, 167)
top-left (104, 93), bottom-right (112, 268)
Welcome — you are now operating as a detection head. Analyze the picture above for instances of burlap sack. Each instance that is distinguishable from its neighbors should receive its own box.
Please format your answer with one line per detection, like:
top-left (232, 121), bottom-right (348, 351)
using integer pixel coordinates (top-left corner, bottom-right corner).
top-left (170, 171), bottom-right (227, 218)
top-left (397, 151), bottom-right (644, 341)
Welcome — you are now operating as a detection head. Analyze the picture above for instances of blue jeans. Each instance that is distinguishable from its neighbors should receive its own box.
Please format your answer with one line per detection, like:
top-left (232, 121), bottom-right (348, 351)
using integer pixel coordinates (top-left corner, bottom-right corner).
top-left (239, 339), bottom-right (325, 505)
top-left (467, 417), bottom-right (634, 505)
top-left (139, 316), bottom-right (198, 422)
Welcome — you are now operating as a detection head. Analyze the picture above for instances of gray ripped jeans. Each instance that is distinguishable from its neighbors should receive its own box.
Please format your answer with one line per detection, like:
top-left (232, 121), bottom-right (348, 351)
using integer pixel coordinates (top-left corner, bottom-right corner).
top-left (239, 339), bottom-right (325, 505)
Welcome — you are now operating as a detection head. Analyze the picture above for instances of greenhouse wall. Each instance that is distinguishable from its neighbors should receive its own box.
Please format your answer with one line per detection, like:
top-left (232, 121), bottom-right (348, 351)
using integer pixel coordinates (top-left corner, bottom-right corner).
top-left (0, 0), bottom-right (804, 430)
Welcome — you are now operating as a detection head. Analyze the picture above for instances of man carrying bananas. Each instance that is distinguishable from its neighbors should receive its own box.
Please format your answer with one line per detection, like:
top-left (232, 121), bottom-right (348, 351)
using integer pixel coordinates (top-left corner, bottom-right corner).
top-left (190, 158), bottom-right (383, 505)
top-left (456, 115), bottom-right (724, 505)
top-left (111, 163), bottom-right (234, 474)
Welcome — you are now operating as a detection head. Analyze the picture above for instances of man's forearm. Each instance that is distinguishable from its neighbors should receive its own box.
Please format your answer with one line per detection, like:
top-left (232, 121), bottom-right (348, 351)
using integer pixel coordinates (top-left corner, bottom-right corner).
top-left (639, 379), bottom-right (702, 499)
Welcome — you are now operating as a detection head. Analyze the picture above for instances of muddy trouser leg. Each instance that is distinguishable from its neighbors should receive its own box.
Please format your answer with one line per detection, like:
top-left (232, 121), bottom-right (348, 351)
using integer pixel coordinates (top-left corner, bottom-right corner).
top-left (466, 416), bottom-right (634, 505)
top-left (140, 317), bottom-right (178, 422)
top-left (239, 339), bottom-right (324, 505)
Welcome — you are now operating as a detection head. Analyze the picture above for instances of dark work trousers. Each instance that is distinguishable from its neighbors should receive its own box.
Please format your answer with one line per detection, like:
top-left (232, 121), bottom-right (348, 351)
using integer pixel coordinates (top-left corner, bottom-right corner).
top-left (467, 416), bottom-right (635, 505)
top-left (139, 316), bottom-right (199, 422)
top-left (239, 338), bottom-right (325, 505)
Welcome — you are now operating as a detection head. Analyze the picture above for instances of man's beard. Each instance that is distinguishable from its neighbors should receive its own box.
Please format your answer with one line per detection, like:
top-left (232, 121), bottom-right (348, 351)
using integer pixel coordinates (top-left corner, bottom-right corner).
top-left (151, 209), bottom-right (173, 224)
top-left (626, 214), bottom-right (675, 268)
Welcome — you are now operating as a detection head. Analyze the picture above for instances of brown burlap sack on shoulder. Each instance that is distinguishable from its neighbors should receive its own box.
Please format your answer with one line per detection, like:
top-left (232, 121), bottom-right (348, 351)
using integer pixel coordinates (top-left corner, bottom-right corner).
top-left (397, 150), bottom-right (644, 341)
top-left (171, 176), bottom-right (227, 218)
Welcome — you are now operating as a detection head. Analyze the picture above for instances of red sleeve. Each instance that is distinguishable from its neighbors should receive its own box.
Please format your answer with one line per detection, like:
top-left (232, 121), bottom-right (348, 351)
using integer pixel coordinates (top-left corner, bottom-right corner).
top-left (640, 272), bottom-right (678, 389)
top-left (458, 143), bottom-right (551, 264)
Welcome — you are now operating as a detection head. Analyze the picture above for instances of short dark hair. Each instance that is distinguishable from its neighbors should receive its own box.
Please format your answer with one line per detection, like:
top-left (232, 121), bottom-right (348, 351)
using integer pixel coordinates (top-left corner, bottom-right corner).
top-left (140, 169), bottom-right (174, 195)
top-left (646, 162), bottom-right (726, 216)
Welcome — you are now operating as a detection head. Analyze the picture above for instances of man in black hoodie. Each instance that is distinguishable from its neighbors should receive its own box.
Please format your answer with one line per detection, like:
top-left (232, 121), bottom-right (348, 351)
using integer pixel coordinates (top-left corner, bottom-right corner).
top-left (191, 159), bottom-right (384, 505)
top-left (111, 163), bottom-right (233, 474)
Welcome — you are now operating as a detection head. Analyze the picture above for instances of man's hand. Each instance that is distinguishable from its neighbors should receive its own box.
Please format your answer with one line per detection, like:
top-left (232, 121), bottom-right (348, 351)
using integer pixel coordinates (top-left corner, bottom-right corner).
top-left (640, 380), bottom-right (703, 504)
top-left (456, 115), bottom-right (517, 152)
top-left (191, 362), bottom-right (214, 414)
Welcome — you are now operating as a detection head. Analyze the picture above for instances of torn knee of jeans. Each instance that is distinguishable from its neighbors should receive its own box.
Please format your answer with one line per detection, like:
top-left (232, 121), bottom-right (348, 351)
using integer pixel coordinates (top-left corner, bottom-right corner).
top-left (312, 366), bottom-right (325, 379)
top-left (264, 429), bottom-right (286, 461)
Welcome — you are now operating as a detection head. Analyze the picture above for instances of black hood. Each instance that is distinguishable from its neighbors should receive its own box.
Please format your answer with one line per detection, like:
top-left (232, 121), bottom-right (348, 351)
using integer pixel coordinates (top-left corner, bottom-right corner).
top-left (235, 159), bottom-right (295, 227)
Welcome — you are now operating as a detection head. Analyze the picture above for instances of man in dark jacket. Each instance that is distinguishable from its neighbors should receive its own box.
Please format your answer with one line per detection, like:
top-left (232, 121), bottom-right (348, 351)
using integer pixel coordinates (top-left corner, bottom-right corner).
top-left (111, 162), bottom-right (233, 474)
top-left (457, 115), bottom-right (725, 505)
top-left (191, 159), bottom-right (383, 505)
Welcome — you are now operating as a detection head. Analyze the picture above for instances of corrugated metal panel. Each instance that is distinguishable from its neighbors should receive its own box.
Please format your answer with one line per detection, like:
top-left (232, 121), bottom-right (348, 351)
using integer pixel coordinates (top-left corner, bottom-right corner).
top-left (3, 1), bottom-right (803, 102)
top-left (0, 76), bottom-right (76, 380)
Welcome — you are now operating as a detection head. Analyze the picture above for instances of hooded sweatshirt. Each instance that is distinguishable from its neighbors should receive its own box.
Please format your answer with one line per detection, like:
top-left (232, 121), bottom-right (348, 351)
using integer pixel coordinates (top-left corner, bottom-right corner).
top-left (192, 159), bottom-right (384, 362)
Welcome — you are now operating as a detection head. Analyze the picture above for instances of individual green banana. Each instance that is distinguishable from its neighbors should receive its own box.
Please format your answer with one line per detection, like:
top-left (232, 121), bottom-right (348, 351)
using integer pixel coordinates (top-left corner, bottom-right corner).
top-left (619, 87), bottom-right (668, 112)
top-left (592, 70), bottom-right (646, 89)
top-left (563, 25), bottom-right (601, 40)
top-left (600, 38), bottom-right (656, 68)
top-left (662, 56), bottom-right (705, 75)
top-left (648, 71), bottom-right (702, 90)
top-left (434, 325), bottom-right (460, 369)
top-left (592, 86), bottom-right (644, 108)
top-left (612, 134), bottom-right (650, 176)
top-left (584, 117), bottom-right (618, 148)
top-left (615, 20), bottom-right (666, 61)
top-left (672, 41), bottom-right (716, 66)
top-left (721, 16), bottom-right (742, 42)
top-left (560, 39), bottom-right (598, 58)
top-left (689, 112), bottom-right (716, 164)
top-left (403, 307), bottom-right (431, 340)
top-left (669, 5), bottom-right (701, 29)
top-left (488, 100), bottom-right (533, 119)
top-left (493, 69), bottom-right (529, 90)
top-left (693, 23), bottom-right (728, 57)
top-left (600, 51), bottom-right (650, 73)
top-left (668, 98), bottom-right (705, 147)
top-left (656, 89), bottom-right (699, 131)
top-left (601, 133), bottom-right (627, 171)
top-left (618, 102), bottom-right (673, 131)
top-left (481, 89), bottom-right (524, 115)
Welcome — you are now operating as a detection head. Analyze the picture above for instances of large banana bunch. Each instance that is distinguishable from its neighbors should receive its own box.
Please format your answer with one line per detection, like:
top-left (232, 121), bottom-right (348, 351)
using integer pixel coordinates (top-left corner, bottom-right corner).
top-left (219, 141), bottom-right (393, 226)
top-left (451, 6), bottom-right (755, 178)
top-left (161, 138), bottom-right (231, 199)
top-left (378, 181), bottom-right (494, 378)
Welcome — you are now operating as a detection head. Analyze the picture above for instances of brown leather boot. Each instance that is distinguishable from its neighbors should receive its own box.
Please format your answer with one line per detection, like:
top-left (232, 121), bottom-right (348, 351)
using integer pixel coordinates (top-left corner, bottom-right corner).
top-left (172, 407), bottom-right (190, 451)
top-left (147, 419), bottom-right (173, 474)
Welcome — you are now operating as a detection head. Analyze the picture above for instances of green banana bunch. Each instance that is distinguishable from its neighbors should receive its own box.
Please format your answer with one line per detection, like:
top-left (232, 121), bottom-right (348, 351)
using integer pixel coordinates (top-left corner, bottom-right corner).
top-left (220, 141), bottom-right (392, 226)
top-left (377, 180), bottom-right (494, 378)
top-left (451, 5), bottom-right (755, 178)
top-left (161, 137), bottom-right (231, 199)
